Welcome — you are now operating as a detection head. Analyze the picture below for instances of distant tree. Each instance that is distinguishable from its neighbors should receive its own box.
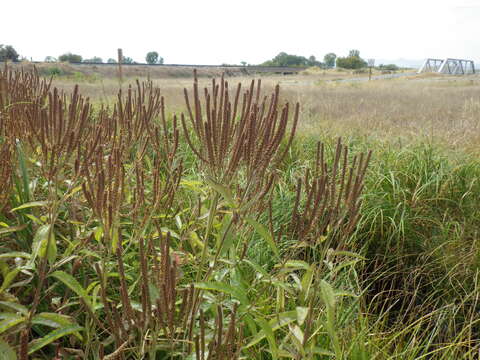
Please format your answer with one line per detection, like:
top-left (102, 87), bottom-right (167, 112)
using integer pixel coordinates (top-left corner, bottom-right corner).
top-left (307, 55), bottom-right (322, 67)
top-left (349, 49), bottom-right (360, 57)
top-left (336, 56), bottom-right (367, 69)
top-left (58, 53), bottom-right (83, 63)
top-left (44, 56), bottom-right (57, 63)
top-left (122, 56), bottom-right (134, 64)
top-left (0, 45), bottom-right (20, 62)
top-left (378, 63), bottom-right (399, 71)
top-left (83, 56), bottom-right (103, 63)
top-left (146, 52), bottom-right (164, 64)
top-left (146, 51), bottom-right (158, 64)
top-left (107, 58), bottom-right (117, 63)
top-left (323, 53), bottom-right (337, 68)
top-left (336, 50), bottom-right (367, 69)
top-left (262, 52), bottom-right (309, 67)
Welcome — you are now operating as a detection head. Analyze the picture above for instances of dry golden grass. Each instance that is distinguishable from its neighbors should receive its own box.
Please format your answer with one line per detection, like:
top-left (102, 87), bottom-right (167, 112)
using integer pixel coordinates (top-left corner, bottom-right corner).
top-left (46, 71), bottom-right (480, 152)
top-left (291, 78), bottom-right (480, 151)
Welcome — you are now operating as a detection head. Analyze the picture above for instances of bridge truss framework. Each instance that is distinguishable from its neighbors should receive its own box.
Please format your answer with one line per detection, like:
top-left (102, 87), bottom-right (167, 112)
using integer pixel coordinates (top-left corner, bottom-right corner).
top-left (418, 58), bottom-right (475, 75)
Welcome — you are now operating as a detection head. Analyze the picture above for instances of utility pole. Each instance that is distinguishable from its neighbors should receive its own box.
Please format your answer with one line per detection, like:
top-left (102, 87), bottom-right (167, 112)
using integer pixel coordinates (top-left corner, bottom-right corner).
top-left (117, 48), bottom-right (123, 85)
top-left (368, 59), bottom-right (375, 81)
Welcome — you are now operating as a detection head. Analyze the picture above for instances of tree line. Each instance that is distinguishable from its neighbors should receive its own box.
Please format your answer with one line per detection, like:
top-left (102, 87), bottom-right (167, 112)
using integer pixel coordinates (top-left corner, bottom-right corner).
top-left (262, 50), bottom-right (401, 70)
top-left (262, 50), bottom-right (368, 69)
top-left (0, 45), bottom-right (165, 65)
top-left (49, 51), bottom-right (164, 65)
top-left (1, 44), bottom-right (400, 70)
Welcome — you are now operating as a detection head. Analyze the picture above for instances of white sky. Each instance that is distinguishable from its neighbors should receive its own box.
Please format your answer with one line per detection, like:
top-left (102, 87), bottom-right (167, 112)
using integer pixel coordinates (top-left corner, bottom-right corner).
top-left (2, 0), bottom-right (480, 65)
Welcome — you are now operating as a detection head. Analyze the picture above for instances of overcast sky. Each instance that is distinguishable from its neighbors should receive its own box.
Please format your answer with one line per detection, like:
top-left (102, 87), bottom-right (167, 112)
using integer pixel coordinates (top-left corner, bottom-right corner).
top-left (2, 0), bottom-right (479, 65)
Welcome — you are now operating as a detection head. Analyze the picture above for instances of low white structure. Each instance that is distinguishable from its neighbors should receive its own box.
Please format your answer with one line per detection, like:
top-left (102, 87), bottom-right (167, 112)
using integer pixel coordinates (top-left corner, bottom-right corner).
top-left (418, 58), bottom-right (475, 75)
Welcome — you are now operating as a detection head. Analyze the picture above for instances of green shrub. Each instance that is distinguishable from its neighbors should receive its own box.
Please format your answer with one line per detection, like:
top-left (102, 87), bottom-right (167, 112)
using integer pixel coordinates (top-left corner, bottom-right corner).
top-left (40, 66), bottom-right (64, 77)
top-left (378, 63), bottom-right (399, 71)
top-left (336, 56), bottom-right (367, 69)
top-left (58, 52), bottom-right (82, 63)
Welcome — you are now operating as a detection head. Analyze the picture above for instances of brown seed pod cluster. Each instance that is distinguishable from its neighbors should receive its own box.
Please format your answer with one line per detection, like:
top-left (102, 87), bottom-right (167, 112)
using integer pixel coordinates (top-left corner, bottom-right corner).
top-left (182, 71), bottom-right (299, 214)
top-left (0, 141), bottom-right (13, 211)
top-left (182, 72), bottom-right (299, 179)
top-left (291, 138), bottom-right (372, 247)
top-left (0, 66), bottom-right (51, 141)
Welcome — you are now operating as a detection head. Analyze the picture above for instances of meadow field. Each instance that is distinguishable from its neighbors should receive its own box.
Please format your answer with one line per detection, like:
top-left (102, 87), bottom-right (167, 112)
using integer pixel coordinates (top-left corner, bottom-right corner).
top-left (1, 66), bottom-right (480, 359)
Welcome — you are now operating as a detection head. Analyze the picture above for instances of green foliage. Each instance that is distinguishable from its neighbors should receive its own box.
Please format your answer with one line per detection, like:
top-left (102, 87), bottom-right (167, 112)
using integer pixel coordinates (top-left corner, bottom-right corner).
top-left (122, 56), bottom-right (134, 64)
top-left (378, 63), bottom-right (399, 71)
top-left (262, 52), bottom-right (319, 67)
top-left (336, 50), bottom-right (367, 69)
top-left (145, 51), bottom-right (163, 64)
top-left (349, 49), bottom-right (361, 57)
top-left (82, 56), bottom-right (103, 63)
top-left (324, 52), bottom-right (337, 68)
top-left (307, 55), bottom-right (323, 67)
top-left (58, 52), bottom-right (82, 63)
top-left (43, 56), bottom-right (57, 63)
top-left (146, 51), bottom-right (158, 64)
top-left (107, 58), bottom-right (117, 63)
top-left (40, 66), bottom-right (64, 77)
top-left (0, 45), bottom-right (19, 62)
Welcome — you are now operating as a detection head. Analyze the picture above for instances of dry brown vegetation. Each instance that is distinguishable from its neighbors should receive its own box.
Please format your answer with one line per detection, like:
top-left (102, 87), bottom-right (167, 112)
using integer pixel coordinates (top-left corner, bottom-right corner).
top-left (290, 80), bottom-right (479, 150)
top-left (49, 72), bottom-right (480, 151)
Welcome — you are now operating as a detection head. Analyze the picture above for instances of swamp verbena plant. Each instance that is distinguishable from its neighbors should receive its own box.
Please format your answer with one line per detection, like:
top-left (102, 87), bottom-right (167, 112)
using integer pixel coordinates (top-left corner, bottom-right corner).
top-left (0, 66), bottom-right (370, 359)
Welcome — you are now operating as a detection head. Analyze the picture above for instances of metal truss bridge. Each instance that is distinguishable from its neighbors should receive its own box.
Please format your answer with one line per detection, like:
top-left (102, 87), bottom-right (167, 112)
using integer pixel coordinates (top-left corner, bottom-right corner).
top-left (418, 58), bottom-right (475, 75)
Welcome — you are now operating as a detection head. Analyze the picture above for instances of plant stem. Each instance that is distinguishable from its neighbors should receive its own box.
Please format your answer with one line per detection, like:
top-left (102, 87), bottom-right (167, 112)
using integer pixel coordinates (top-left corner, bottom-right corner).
top-left (196, 192), bottom-right (219, 283)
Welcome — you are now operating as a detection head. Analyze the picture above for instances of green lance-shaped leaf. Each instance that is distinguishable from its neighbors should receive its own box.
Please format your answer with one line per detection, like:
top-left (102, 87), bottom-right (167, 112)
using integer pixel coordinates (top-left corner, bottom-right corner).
top-left (319, 280), bottom-right (341, 358)
top-left (31, 224), bottom-right (57, 265)
top-left (320, 280), bottom-right (335, 311)
top-left (0, 313), bottom-right (25, 334)
top-left (245, 311), bottom-right (297, 348)
top-left (0, 225), bottom-right (28, 237)
top-left (50, 271), bottom-right (93, 312)
top-left (0, 269), bottom-right (20, 293)
top-left (0, 252), bottom-right (31, 260)
top-left (195, 281), bottom-right (249, 305)
top-left (245, 217), bottom-right (280, 258)
top-left (205, 176), bottom-right (237, 208)
top-left (0, 301), bottom-right (28, 316)
top-left (32, 312), bottom-right (83, 340)
top-left (27, 324), bottom-right (83, 355)
top-left (10, 201), bottom-right (48, 212)
top-left (256, 317), bottom-right (278, 360)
